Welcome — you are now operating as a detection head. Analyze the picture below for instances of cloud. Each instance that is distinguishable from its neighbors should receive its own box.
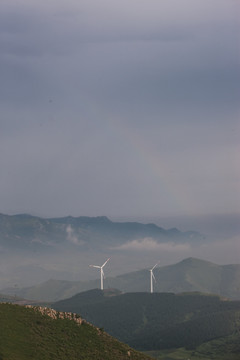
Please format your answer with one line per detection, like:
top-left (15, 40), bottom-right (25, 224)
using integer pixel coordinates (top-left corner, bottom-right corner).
top-left (0, 0), bottom-right (239, 218)
top-left (111, 233), bottom-right (240, 266)
top-left (30, 238), bottom-right (56, 247)
top-left (113, 238), bottom-right (191, 253)
top-left (66, 225), bottom-right (84, 245)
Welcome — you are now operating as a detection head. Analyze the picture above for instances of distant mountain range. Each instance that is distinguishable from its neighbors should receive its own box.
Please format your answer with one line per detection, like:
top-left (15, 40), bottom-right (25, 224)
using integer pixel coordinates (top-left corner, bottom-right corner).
top-left (0, 213), bottom-right (207, 289)
top-left (52, 289), bottom-right (240, 358)
top-left (2, 257), bottom-right (240, 301)
top-left (0, 213), bottom-right (204, 250)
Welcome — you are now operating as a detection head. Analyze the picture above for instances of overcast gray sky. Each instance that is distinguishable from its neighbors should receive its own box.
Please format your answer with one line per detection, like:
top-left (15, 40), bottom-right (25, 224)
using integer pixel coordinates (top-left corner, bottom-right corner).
top-left (0, 0), bottom-right (239, 218)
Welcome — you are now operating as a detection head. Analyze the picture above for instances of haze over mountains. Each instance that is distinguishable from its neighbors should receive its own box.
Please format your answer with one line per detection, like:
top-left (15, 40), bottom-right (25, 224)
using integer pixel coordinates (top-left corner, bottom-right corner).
top-left (0, 212), bottom-right (206, 288)
top-left (0, 213), bottom-right (240, 293)
top-left (0, 213), bottom-right (204, 250)
top-left (1, 215), bottom-right (239, 359)
top-left (2, 257), bottom-right (240, 302)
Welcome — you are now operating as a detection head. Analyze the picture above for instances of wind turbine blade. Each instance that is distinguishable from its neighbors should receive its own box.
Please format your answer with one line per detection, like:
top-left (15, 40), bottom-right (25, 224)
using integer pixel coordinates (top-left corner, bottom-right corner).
top-left (102, 258), bottom-right (110, 268)
top-left (89, 265), bottom-right (101, 268)
top-left (152, 272), bottom-right (156, 282)
top-left (151, 261), bottom-right (160, 271)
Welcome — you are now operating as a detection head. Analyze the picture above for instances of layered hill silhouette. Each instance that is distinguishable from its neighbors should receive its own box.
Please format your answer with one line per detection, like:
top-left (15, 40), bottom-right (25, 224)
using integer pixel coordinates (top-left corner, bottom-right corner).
top-left (0, 303), bottom-right (152, 360)
top-left (3, 258), bottom-right (240, 301)
top-left (52, 289), bottom-right (240, 358)
top-left (0, 213), bottom-right (207, 289)
top-left (0, 213), bottom-right (203, 250)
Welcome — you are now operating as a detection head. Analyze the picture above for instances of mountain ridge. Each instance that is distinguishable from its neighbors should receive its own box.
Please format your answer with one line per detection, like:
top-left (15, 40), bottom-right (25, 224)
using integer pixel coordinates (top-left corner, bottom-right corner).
top-left (2, 257), bottom-right (240, 302)
top-left (0, 213), bottom-right (204, 249)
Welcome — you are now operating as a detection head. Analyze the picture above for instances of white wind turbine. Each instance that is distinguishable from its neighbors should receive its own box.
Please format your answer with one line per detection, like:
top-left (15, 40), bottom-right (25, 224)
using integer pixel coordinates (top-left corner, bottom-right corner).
top-left (89, 258), bottom-right (110, 290)
top-left (149, 262), bottom-right (160, 293)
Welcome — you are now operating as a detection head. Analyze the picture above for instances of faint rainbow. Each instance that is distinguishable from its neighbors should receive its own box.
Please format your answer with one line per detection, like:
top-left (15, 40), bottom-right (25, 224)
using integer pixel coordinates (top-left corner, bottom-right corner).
top-left (84, 102), bottom-right (193, 214)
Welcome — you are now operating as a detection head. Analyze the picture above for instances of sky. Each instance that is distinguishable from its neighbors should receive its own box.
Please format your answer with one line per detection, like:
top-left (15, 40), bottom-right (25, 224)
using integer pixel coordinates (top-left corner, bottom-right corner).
top-left (0, 0), bottom-right (239, 219)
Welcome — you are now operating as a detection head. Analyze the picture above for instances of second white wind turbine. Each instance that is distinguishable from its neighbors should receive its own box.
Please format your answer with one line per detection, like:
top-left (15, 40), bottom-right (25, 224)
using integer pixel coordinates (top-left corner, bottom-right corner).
top-left (89, 258), bottom-right (110, 290)
top-left (150, 262), bottom-right (159, 293)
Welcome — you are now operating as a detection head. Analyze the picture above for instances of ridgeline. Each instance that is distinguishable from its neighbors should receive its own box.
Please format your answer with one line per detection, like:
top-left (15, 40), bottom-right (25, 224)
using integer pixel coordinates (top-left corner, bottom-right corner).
top-left (0, 303), bottom-right (152, 360)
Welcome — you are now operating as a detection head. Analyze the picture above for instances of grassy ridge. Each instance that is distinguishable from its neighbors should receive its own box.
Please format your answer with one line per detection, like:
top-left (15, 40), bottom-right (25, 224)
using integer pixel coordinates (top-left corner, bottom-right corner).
top-left (0, 303), bottom-right (152, 360)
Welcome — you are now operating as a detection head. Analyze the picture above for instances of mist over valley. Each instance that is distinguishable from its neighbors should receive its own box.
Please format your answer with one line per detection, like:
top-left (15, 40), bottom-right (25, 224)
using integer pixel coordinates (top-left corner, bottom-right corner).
top-left (0, 213), bottom-right (239, 301)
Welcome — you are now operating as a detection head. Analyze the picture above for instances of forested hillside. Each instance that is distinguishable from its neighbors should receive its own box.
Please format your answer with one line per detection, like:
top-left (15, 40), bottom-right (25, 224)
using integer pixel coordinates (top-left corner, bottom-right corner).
top-left (53, 290), bottom-right (240, 352)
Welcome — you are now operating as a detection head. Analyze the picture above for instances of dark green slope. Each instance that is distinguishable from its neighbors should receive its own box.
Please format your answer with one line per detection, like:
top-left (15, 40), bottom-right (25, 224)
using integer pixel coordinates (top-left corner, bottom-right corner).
top-left (0, 303), bottom-right (152, 360)
top-left (146, 332), bottom-right (240, 360)
top-left (192, 332), bottom-right (240, 359)
top-left (53, 290), bottom-right (240, 353)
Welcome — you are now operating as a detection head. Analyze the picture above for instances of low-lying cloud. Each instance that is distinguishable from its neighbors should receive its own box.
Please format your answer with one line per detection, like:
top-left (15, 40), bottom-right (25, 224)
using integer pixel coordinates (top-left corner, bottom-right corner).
top-left (111, 234), bottom-right (240, 266)
top-left (113, 237), bottom-right (191, 253)
top-left (66, 225), bottom-right (84, 245)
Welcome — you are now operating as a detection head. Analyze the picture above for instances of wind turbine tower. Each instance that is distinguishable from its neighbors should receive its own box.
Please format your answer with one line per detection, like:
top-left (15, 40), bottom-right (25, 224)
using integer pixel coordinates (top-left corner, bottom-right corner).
top-left (89, 258), bottom-right (110, 290)
top-left (150, 262), bottom-right (159, 293)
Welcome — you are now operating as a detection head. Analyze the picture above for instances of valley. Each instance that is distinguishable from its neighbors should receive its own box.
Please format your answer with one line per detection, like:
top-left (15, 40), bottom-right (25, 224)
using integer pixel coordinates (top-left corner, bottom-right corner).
top-left (1, 214), bottom-right (240, 359)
